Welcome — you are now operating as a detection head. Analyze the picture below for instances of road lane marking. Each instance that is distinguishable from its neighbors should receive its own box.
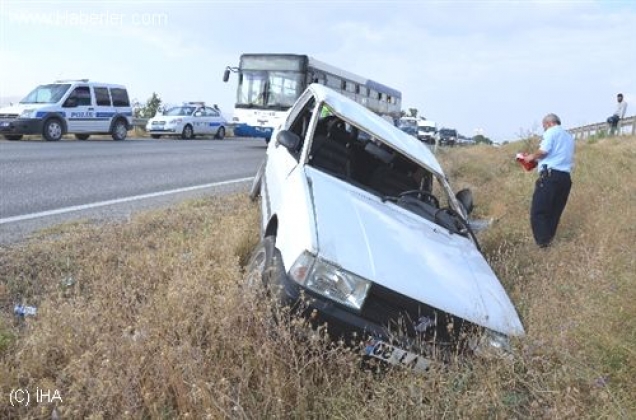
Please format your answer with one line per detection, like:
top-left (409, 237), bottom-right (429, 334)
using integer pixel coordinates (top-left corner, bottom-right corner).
top-left (0, 177), bottom-right (254, 225)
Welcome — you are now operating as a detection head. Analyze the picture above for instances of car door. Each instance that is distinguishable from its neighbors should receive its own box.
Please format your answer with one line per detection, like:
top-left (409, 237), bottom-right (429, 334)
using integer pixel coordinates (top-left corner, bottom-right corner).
top-left (192, 107), bottom-right (207, 135)
top-left (92, 86), bottom-right (113, 133)
top-left (63, 85), bottom-right (93, 132)
top-left (206, 107), bottom-right (222, 136)
top-left (264, 91), bottom-right (317, 219)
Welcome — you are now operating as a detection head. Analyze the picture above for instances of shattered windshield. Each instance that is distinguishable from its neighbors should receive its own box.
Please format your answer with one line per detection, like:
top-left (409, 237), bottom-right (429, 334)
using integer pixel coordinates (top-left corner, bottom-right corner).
top-left (236, 70), bottom-right (304, 109)
top-left (20, 84), bottom-right (70, 104)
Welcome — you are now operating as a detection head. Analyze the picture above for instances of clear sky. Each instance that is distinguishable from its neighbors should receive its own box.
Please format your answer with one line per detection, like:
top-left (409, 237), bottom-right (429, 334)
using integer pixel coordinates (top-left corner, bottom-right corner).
top-left (1, 0), bottom-right (634, 142)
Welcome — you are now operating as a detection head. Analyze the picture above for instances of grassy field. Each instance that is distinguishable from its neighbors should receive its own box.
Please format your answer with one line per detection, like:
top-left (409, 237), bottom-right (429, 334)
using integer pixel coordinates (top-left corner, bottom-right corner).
top-left (1, 135), bottom-right (634, 419)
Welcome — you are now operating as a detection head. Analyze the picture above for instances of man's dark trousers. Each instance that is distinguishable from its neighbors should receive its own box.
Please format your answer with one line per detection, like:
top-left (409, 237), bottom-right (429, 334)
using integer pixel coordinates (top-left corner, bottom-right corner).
top-left (530, 170), bottom-right (572, 246)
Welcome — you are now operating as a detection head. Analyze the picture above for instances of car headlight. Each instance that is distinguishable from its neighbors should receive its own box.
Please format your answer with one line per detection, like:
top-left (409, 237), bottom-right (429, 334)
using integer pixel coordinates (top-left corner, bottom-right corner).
top-left (170, 118), bottom-right (182, 125)
top-left (20, 109), bottom-right (36, 118)
top-left (289, 252), bottom-right (371, 311)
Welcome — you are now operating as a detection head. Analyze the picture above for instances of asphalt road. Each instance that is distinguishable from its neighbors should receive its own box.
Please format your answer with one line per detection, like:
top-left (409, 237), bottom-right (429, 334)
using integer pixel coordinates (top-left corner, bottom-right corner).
top-left (0, 137), bottom-right (267, 245)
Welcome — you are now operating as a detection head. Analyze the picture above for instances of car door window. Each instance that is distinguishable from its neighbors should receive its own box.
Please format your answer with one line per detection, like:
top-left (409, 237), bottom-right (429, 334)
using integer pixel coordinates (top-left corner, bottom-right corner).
top-left (206, 107), bottom-right (219, 118)
top-left (68, 86), bottom-right (91, 106)
top-left (94, 87), bottom-right (111, 106)
top-left (285, 97), bottom-right (316, 159)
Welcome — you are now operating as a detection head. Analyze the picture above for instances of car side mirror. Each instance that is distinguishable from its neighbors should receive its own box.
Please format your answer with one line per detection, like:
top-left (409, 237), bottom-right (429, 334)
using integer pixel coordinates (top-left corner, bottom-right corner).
top-left (64, 97), bottom-right (77, 108)
top-left (456, 188), bottom-right (474, 215)
top-left (223, 69), bottom-right (230, 82)
top-left (276, 130), bottom-right (301, 152)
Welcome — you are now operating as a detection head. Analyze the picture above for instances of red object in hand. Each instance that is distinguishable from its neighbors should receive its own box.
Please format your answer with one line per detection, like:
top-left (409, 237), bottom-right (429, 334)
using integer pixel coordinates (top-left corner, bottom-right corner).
top-left (516, 152), bottom-right (538, 171)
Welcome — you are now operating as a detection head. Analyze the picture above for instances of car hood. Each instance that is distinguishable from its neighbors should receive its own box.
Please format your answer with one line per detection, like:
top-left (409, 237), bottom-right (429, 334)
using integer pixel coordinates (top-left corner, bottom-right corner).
top-left (0, 104), bottom-right (44, 114)
top-left (306, 168), bottom-right (525, 337)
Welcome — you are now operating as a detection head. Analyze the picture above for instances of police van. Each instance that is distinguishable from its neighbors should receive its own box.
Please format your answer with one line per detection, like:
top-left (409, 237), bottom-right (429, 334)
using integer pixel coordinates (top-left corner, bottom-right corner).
top-left (0, 80), bottom-right (133, 141)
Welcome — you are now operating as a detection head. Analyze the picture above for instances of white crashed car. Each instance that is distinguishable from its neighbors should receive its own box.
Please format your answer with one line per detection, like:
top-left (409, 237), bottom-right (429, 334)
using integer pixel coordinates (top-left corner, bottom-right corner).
top-left (145, 103), bottom-right (226, 140)
top-left (247, 84), bottom-right (524, 371)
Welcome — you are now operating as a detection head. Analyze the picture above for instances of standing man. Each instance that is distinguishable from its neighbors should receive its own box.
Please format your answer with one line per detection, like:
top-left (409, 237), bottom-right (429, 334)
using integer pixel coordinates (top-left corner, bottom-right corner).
top-left (608, 93), bottom-right (628, 136)
top-left (523, 113), bottom-right (575, 248)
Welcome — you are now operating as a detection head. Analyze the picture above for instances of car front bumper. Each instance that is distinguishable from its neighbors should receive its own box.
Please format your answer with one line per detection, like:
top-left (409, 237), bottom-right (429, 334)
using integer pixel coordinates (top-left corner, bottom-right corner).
top-left (0, 118), bottom-right (43, 135)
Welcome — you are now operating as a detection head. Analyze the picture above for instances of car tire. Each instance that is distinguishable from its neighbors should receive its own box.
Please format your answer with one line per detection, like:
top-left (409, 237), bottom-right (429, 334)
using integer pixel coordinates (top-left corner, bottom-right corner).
top-left (4, 135), bottom-right (23, 141)
top-left (43, 118), bottom-right (63, 141)
top-left (111, 119), bottom-right (128, 141)
top-left (245, 236), bottom-right (274, 289)
top-left (249, 158), bottom-right (266, 202)
top-left (151, 134), bottom-right (161, 139)
top-left (215, 126), bottom-right (225, 140)
top-left (181, 125), bottom-right (194, 140)
top-left (75, 134), bottom-right (90, 141)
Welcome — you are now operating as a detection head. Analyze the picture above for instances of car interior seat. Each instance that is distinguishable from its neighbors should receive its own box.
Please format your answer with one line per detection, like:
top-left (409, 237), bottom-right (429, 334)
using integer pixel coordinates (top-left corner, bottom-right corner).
top-left (309, 116), bottom-right (352, 177)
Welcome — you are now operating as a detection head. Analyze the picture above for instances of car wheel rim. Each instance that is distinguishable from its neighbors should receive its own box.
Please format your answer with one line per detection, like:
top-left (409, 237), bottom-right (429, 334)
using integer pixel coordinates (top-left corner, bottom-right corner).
top-left (49, 122), bottom-right (61, 138)
top-left (116, 124), bottom-right (126, 138)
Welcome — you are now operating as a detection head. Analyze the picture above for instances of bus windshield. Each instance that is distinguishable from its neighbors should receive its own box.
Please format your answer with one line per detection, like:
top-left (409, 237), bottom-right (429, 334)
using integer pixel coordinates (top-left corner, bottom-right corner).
top-left (236, 70), bottom-right (304, 109)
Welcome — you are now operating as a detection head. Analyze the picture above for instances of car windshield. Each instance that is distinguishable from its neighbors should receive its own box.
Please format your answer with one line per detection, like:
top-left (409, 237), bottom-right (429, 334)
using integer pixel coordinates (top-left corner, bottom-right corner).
top-left (306, 112), bottom-right (468, 234)
top-left (418, 126), bottom-right (435, 133)
top-left (236, 70), bottom-right (304, 109)
top-left (164, 107), bottom-right (195, 116)
top-left (20, 84), bottom-right (71, 104)
top-left (440, 129), bottom-right (457, 136)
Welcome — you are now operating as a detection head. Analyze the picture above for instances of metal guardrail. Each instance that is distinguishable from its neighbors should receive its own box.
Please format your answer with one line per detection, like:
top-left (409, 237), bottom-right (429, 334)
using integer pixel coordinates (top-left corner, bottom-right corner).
top-left (132, 117), bottom-right (148, 127)
top-left (568, 115), bottom-right (635, 140)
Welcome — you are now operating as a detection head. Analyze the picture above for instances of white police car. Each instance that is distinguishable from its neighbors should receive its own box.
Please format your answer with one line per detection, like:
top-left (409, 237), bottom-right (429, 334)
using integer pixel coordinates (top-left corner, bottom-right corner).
top-left (0, 80), bottom-right (133, 141)
top-left (145, 102), bottom-right (227, 140)
top-left (247, 84), bottom-right (524, 372)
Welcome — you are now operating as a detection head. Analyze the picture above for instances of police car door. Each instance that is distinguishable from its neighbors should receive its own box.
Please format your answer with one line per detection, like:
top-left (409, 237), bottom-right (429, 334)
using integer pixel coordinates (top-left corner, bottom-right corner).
top-left (206, 107), bottom-right (221, 136)
top-left (93, 86), bottom-right (113, 133)
top-left (193, 107), bottom-right (206, 135)
top-left (64, 85), bottom-right (93, 132)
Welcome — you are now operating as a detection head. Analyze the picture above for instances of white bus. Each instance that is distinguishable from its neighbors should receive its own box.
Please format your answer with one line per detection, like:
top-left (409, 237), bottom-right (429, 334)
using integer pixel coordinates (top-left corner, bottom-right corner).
top-left (223, 53), bottom-right (402, 142)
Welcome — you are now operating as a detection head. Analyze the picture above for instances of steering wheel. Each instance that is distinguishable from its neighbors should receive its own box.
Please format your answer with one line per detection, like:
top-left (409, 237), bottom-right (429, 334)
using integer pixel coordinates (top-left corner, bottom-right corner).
top-left (398, 190), bottom-right (440, 208)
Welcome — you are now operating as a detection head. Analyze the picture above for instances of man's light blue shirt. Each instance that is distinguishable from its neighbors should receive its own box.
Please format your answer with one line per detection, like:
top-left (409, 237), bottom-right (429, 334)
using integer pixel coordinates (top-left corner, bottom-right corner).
top-left (538, 125), bottom-right (575, 173)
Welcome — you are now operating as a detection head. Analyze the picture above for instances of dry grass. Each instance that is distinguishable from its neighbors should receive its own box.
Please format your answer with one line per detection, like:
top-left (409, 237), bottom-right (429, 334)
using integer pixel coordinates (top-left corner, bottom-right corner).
top-left (1, 136), bottom-right (635, 419)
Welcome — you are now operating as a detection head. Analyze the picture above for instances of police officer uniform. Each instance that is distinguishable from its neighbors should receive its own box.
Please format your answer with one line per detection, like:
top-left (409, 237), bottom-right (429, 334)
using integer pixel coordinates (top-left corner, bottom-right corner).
top-left (527, 116), bottom-right (575, 247)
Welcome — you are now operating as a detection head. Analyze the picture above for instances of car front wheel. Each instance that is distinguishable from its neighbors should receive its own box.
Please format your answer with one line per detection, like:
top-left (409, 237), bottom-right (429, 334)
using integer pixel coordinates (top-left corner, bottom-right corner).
top-left (181, 125), bottom-right (194, 140)
top-left (215, 126), bottom-right (225, 140)
top-left (43, 118), bottom-right (63, 141)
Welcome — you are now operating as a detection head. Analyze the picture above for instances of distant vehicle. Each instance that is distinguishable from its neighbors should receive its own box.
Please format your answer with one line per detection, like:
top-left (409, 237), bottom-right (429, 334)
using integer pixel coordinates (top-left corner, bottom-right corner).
top-left (417, 120), bottom-right (437, 145)
top-left (247, 84), bottom-right (525, 373)
top-left (223, 53), bottom-right (402, 142)
top-left (437, 128), bottom-right (458, 147)
top-left (145, 102), bottom-right (227, 140)
top-left (398, 116), bottom-right (418, 128)
top-left (0, 79), bottom-right (132, 141)
top-left (399, 124), bottom-right (418, 137)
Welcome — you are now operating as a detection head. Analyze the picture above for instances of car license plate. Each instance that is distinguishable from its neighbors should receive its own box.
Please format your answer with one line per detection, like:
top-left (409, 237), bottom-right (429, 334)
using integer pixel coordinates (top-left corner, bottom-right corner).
top-left (364, 339), bottom-right (430, 373)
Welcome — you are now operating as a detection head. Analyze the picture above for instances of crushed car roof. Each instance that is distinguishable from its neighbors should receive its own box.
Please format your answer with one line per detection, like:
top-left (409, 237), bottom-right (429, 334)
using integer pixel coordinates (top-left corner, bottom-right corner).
top-left (307, 83), bottom-right (445, 176)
